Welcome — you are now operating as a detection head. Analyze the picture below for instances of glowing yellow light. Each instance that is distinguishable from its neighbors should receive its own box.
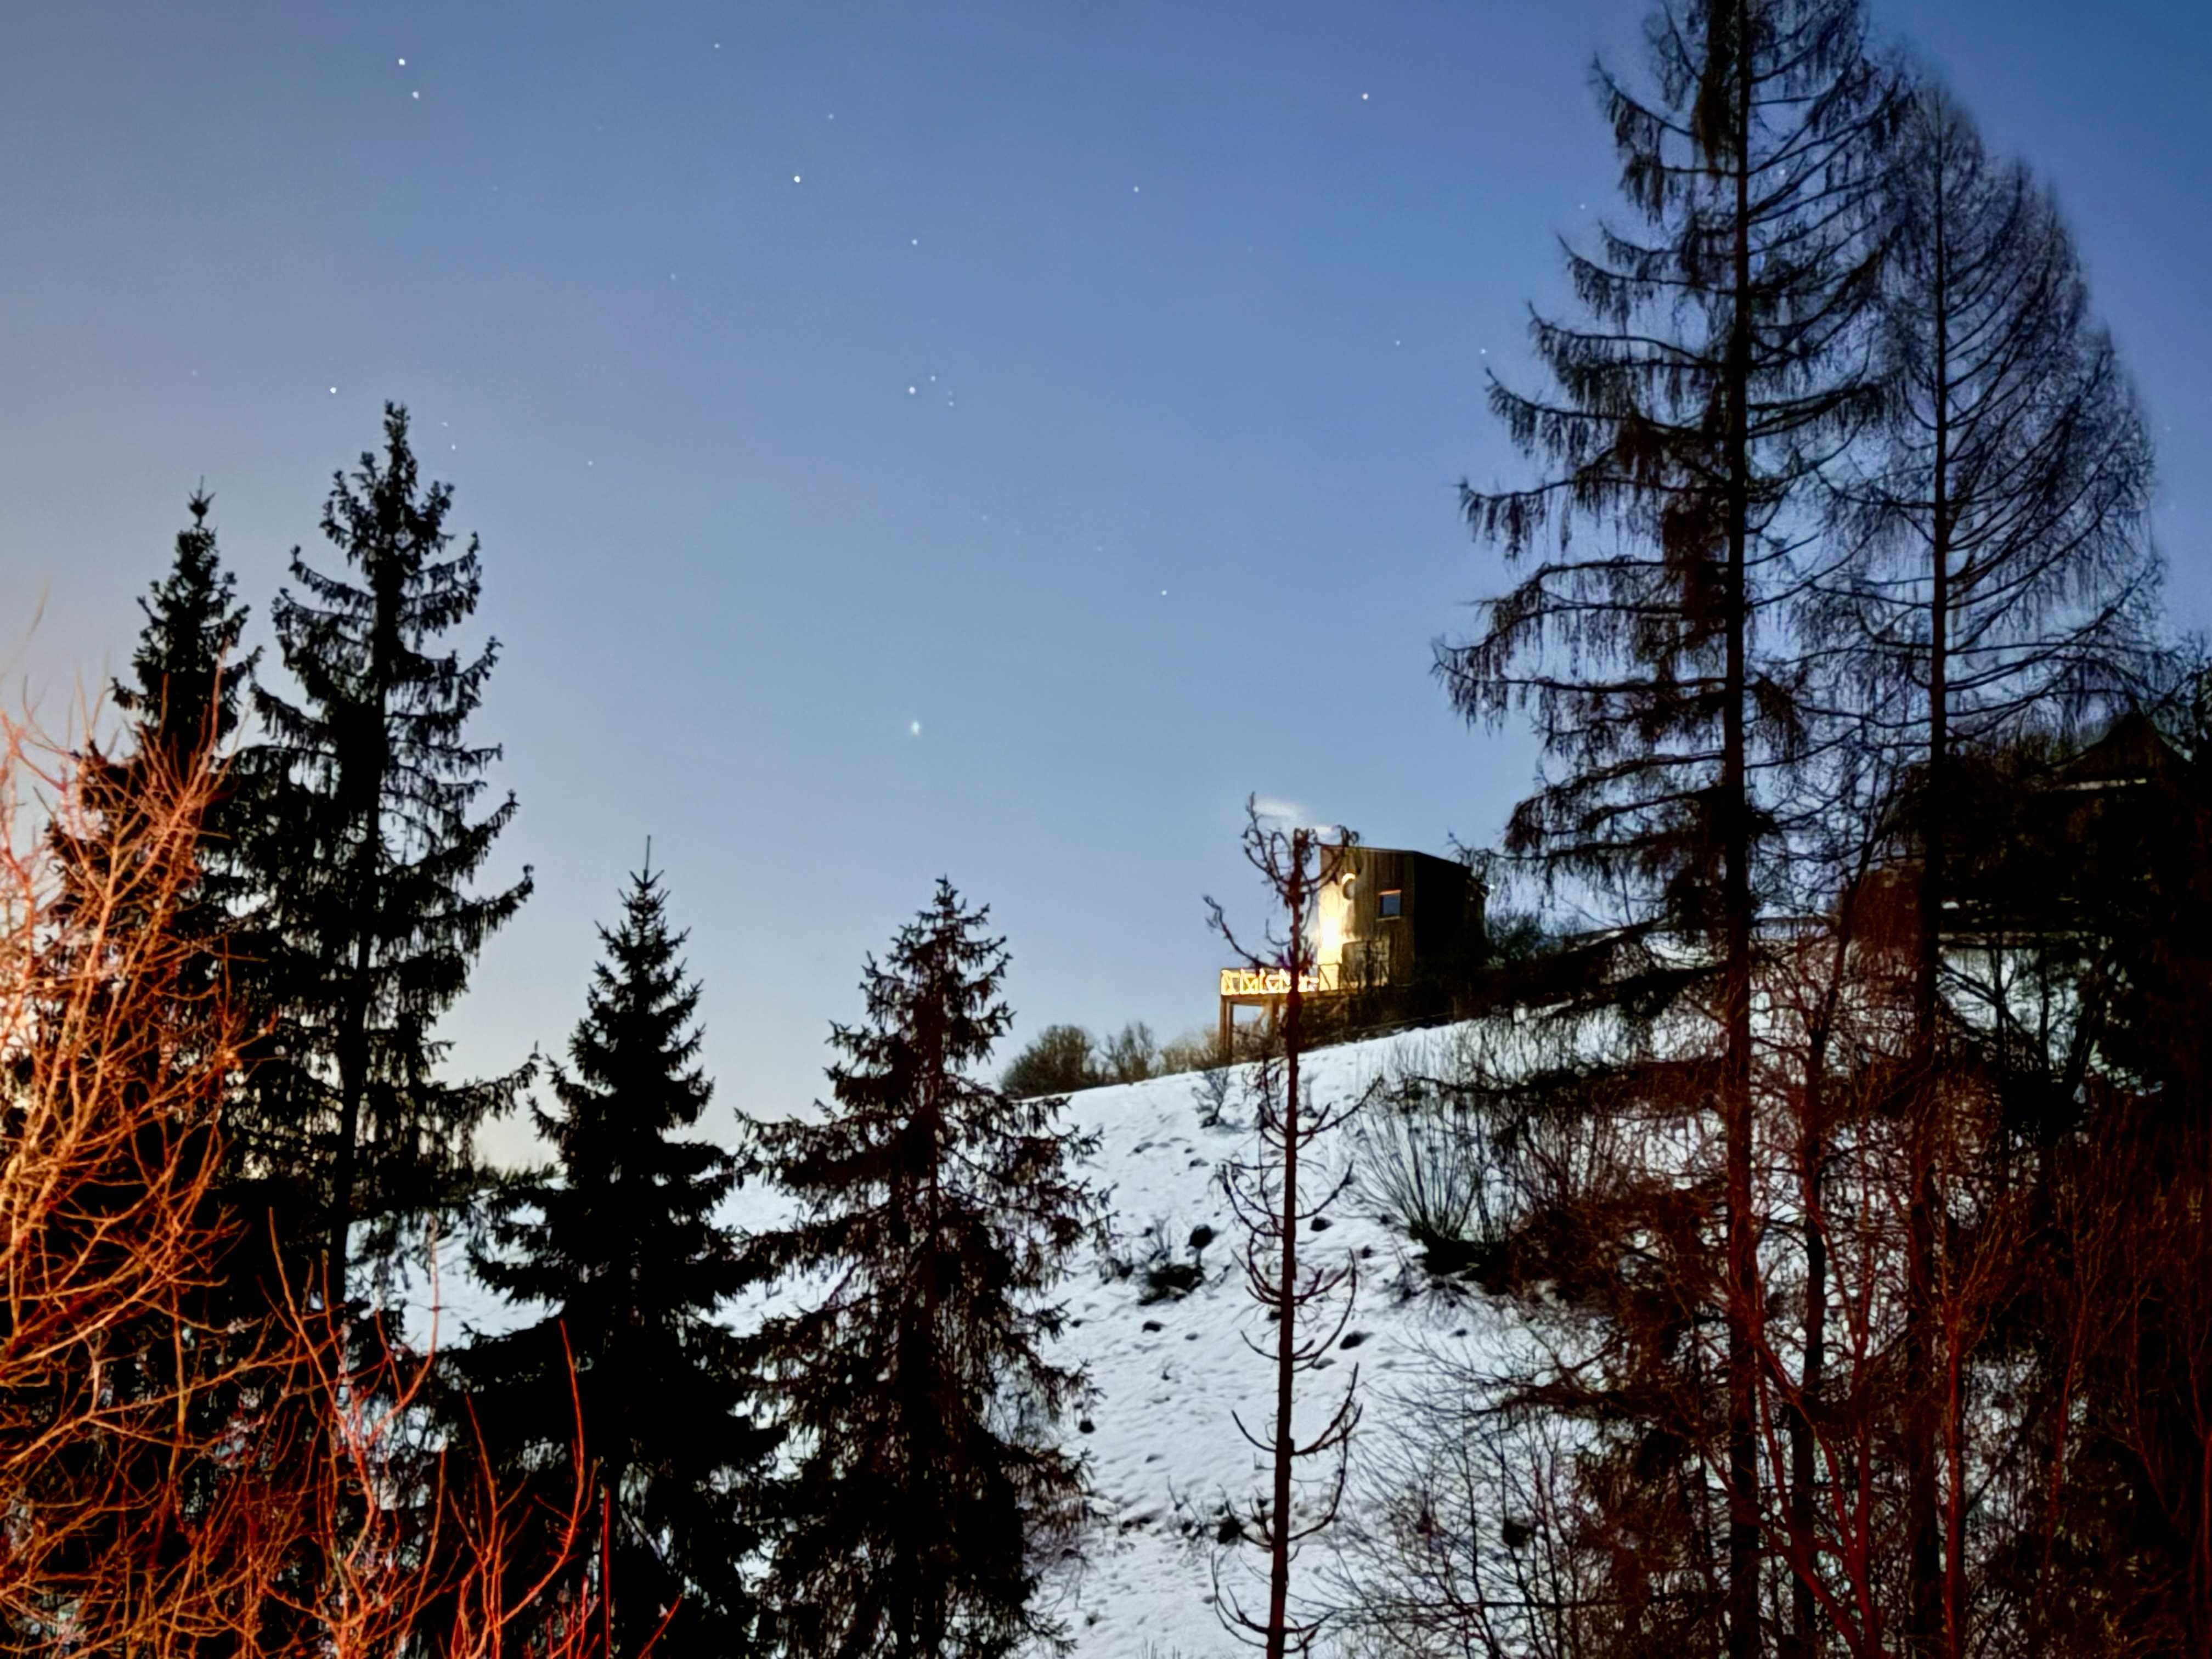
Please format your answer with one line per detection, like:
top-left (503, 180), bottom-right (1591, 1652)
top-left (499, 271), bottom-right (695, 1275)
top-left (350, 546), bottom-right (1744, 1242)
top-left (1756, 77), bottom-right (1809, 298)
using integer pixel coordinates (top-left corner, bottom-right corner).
top-left (1218, 965), bottom-right (1342, 998)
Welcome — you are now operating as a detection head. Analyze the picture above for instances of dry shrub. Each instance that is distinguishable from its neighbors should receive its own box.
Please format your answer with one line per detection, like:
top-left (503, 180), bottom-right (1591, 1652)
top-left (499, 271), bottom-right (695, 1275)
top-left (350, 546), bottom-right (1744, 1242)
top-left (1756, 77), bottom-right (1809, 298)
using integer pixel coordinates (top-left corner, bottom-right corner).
top-left (0, 716), bottom-right (609, 1657)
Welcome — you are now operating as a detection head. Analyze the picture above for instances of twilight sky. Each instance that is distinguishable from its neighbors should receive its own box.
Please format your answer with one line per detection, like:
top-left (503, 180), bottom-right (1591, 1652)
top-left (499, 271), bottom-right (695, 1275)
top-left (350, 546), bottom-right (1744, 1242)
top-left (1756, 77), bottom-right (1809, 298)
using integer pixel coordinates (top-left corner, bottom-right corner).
top-left (3, 1), bottom-right (2205, 1155)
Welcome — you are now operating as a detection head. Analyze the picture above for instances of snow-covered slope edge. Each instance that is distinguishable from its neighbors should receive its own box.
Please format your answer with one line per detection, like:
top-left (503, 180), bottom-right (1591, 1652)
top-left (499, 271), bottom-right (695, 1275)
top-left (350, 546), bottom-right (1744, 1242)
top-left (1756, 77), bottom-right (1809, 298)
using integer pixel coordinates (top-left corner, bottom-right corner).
top-left (1022, 1026), bottom-right (1487, 1659)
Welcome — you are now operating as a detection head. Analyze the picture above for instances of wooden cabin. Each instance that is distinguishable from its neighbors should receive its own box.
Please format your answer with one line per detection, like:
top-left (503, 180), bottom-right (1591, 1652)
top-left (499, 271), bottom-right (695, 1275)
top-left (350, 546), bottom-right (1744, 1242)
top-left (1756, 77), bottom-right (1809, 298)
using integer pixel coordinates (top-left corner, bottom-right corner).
top-left (1217, 845), bottom-right (1485, 1049)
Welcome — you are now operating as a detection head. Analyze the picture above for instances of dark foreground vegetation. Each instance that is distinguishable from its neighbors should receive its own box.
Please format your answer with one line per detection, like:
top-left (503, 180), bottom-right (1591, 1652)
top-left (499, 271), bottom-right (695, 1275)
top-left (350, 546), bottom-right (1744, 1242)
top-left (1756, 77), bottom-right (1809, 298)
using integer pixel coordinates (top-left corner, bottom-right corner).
top-left (4, 0), bottom-right (2209, 1655)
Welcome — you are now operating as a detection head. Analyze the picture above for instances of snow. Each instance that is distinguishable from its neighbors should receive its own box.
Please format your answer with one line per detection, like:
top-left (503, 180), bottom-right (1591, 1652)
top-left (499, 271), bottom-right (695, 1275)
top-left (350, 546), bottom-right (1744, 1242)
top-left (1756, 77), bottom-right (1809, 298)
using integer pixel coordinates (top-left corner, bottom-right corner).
top-left (406, 1024), bottom-right (1497, 1659)
top-left (1006, 1027), bottom-right (1486, 1658)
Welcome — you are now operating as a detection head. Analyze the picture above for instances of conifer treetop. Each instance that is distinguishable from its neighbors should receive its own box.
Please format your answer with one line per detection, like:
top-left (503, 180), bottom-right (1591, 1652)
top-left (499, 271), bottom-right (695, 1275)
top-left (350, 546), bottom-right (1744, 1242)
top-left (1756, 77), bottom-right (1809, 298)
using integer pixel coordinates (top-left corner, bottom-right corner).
top-left (113, 488), bottom-right (256, 764)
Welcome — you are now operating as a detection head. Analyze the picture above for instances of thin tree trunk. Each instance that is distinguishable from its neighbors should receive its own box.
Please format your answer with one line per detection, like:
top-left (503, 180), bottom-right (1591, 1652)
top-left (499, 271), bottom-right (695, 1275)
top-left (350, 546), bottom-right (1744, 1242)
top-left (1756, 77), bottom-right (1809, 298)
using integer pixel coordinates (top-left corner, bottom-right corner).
top-left (1908, 153), bottom-right (1954, 1659)
top-left (1266, 832), bottom-right (1306, 1659)
top-left (1790, 1037), bottom-right (1830, 1657)
top-left (326, 578), bottom-right (399, 1307)
top-left (1724, 25), bottom-right (1762, 1657)
top-left (326, 794), bottom-right (382, 1306)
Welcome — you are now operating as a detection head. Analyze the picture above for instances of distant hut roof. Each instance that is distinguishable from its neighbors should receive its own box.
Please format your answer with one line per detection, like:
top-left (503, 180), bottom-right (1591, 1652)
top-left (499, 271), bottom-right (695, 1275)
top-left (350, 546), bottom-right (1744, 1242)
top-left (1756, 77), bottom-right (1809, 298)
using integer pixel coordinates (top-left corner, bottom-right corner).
top-left (2057, 709), bottom-right (2186, 792)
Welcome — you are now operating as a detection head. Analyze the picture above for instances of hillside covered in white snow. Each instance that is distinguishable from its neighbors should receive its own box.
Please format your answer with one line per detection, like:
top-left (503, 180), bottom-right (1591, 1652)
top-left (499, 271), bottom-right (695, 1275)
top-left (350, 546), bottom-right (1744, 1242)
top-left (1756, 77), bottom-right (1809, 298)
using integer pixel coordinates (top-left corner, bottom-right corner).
top-left (414, 1024), bottom-right (1496, 1659)
top-left (980, 1026), bottom-right (1492, 1659)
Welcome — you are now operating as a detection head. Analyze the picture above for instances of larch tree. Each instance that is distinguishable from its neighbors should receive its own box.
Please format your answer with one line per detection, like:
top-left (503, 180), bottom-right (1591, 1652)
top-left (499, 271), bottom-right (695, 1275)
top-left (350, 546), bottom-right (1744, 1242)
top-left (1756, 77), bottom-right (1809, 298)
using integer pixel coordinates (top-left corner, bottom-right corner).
top-left (456, 860), bottom-right (776, 1657)
top-left (738, 880), bottom-right (1103, 1659)
top-left (234, 403), bottom-right (532, 1304)
top-left (1437, 2), bottom-right (1901, 1650)
top-left (1810, 84), bottom-right (2160, 1655)
top-left (1824, 81), bottom-right (2159, 1040)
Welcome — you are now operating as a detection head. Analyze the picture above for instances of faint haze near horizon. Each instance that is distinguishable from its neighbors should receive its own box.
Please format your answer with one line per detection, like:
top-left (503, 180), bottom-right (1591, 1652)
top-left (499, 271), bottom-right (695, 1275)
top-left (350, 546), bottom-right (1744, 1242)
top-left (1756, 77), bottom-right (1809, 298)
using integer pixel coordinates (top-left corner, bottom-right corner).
top-left (1, 0), bottom-right (2204, 1162)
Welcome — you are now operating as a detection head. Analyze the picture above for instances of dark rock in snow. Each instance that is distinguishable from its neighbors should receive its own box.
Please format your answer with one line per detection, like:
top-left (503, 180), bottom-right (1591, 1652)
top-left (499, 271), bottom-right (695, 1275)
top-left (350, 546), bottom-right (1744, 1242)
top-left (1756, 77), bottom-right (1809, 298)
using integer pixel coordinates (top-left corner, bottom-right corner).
top-left (1138, 1260), bottom-right (1204, 1303)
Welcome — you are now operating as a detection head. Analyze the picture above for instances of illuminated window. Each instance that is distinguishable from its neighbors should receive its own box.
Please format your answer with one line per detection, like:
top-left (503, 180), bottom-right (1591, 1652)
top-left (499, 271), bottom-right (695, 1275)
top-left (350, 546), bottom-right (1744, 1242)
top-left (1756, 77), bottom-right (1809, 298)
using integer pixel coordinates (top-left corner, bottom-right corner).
top-left (1379, 889), bottom-right (1403, 918)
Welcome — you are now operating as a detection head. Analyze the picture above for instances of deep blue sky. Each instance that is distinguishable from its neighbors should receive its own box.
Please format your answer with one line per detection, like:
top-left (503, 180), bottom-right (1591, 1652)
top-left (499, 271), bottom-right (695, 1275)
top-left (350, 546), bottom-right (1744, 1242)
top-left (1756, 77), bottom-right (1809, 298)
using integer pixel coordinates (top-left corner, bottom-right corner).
top-left (4, 1), bottom-right (2204, 1154)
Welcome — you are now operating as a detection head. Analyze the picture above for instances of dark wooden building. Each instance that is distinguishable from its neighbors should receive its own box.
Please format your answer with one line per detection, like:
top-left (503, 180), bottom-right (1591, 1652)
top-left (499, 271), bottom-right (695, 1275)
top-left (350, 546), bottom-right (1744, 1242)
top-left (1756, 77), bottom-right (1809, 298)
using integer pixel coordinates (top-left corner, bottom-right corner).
top-left (1217, 845), bottom-right (1485, 1048)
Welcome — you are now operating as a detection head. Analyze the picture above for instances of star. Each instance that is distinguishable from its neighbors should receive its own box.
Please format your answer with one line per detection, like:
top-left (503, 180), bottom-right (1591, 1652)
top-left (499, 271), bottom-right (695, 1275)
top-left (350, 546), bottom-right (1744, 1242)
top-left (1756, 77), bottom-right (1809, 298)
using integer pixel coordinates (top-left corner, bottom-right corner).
top-left (793, 174), bottom-right (802, 183)
top-left (1132, 184), bottom-right (1141, 193)
top-left (329, 386), bottom-right (338, 395)
top-left (911, 238), bottom-right (919, 246)
top-left (411, 91), bottom-right (420, 99)
top-left (909, 720), bottom-right (923, 737)
top-left (397, 57), bottom-right (406, 66)
top-left (1361, 92), bottom-right (1370, 100)
top-left (907, 386), bottom-right (916, 395)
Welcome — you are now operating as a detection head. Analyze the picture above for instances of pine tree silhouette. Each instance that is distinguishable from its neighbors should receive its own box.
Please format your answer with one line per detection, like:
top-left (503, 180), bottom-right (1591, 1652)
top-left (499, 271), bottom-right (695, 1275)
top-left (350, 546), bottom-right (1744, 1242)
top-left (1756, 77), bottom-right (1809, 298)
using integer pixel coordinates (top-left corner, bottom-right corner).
top-left (740, 880), bottom-right (1103, 1659)
top-left (53, 488), bottom-right (256, 972)
top-left (456, 858), bottom-right (775, 1656)
top-left (233, 403), bottom-right (532, 1302)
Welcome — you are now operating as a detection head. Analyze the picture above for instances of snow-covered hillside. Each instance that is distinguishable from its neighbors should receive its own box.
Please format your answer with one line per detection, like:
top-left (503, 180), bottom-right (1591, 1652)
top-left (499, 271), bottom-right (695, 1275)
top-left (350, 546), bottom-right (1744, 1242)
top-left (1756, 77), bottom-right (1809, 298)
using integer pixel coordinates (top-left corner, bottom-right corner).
top-left (414, 1024), bottom-right (1488, 1659)
top-left (1003, 1028), bottom-right (1483, 1659)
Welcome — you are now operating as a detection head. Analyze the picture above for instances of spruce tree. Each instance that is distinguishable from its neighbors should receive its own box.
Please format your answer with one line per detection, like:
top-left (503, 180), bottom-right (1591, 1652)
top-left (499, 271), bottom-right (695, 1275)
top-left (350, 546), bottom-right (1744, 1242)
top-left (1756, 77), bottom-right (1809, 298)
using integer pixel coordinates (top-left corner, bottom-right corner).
top-left (234, 403), bottom-right (531, 1302)
top-left (740, 881), bottom-right (1103, 1659)
top-left (112, 489), bottom-right (258, 774)
top-left (53, 489), bottom-right (255, 972)
top-left (455, 860), bottom-right (774, 1655)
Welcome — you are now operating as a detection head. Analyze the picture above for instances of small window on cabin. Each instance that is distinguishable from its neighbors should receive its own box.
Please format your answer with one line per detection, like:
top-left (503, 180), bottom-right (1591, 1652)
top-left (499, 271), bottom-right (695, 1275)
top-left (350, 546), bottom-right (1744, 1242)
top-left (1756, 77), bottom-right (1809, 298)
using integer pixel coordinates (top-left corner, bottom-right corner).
top-left (1379, 888), bottom-right (1403, 918)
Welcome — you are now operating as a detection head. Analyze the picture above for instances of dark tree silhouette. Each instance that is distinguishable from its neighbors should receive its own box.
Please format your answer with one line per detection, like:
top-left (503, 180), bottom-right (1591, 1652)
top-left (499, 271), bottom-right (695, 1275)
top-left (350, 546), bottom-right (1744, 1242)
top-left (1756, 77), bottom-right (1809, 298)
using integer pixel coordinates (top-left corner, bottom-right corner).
top-left (234, 403), bottom-right (532, 1303)
top-left (52, 489), bottom-right (256, 980)
top-left (1000, 1024), bottom-right (1099, 1099)
top-left (456, 859), bottom-right (775, 1657)
top-left (1820, 80), bottom-right (2160, 1043)
top-left (1808, 86), bottom-right (2162, 1652)
top-left (738, 881), bottom-right (1102, 1659)
top-left (1437, 3), bottom-right (1902, 1650)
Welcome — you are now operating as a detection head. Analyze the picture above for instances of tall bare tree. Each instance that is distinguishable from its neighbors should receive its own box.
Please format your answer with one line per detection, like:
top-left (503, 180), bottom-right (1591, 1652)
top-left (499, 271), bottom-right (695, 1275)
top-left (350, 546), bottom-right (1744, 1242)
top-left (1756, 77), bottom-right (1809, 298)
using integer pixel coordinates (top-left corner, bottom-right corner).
top-left (1810, 86), bottom-right (2160, 1655)
top-left (1205, 805), bottom-right (1363, 1658)
top-left (1441, 3), bottom-right (1901, 1649)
